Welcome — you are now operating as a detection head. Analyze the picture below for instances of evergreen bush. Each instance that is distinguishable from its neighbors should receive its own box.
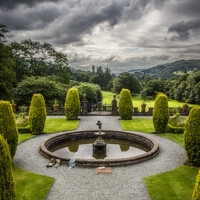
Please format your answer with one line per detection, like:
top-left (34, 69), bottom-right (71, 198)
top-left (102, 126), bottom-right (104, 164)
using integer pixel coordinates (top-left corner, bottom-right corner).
top-left (29, 94), bottom-right (47, 135)
top-left (14, 76), bottom-right (69, 107)
top-left (193, 170), bottom-right (200, 200)
top-left (65, 88), bottom-right (80, 120)
top-left (153, 93), bottom-right (169, 133)
top-left (118, 89), bottom-right (133, 120)
top-left (77, 82), bottom-right (102, 103)
top-left (184, 107), bottom-right (200, 166)
top-left (0, 101), bottom-right (18, 159)
top-left (0, 134), bottom-right (16, 199)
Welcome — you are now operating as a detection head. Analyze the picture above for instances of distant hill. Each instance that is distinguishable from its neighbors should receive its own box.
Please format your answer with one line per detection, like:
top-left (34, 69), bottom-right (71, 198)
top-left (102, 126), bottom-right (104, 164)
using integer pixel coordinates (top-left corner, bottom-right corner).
top-left (128, 69), bottom-right (144, 74)
top-left (134, 59), bottom-right (200, 79)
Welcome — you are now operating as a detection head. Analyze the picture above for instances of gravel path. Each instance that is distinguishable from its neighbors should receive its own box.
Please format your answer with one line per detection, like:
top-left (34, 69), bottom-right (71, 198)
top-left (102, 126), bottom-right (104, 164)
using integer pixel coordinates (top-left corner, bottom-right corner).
top-left (13, 116), bottom-right (187, 200)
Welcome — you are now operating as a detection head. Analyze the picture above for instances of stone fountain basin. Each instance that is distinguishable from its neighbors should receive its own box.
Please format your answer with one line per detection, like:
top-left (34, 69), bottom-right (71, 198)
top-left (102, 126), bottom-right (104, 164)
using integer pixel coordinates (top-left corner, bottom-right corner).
top-left (39, 130), bottom-right (159, 167)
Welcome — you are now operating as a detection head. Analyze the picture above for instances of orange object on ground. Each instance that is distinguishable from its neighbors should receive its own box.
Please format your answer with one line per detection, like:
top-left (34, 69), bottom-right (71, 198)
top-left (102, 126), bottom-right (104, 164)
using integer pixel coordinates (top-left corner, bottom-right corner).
top-left (95, 167), bottom-right (112, 174)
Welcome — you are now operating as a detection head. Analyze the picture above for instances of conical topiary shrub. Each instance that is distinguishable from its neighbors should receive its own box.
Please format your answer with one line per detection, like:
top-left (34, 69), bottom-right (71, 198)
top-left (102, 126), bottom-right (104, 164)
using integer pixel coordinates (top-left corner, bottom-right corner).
top-left (29, 94), bottom-right (47, 135)
top-left (153, 93), bottom-right (169, 133)
top-left (65, 88), bottom-right (80, 120)
top-left (184, 107), bottom-right (200, 166)
top-left (0, 134), bottom-right (16, 199)
top-left (193, 169), bottom-right (200, 200)
top-left (0, 100), bottom-right (18, 159)
top-left (118, 89), bottom-right (133, 120)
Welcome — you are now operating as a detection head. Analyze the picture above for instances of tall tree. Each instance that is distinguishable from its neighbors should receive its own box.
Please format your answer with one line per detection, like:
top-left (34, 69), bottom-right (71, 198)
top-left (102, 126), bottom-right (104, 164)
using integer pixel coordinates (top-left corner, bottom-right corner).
top-left (113, 72), bottom-right (142, 94)
top-left (0, 25), bottom-right (16, 100)
top-left (10, 39), bottom-right (70, 83)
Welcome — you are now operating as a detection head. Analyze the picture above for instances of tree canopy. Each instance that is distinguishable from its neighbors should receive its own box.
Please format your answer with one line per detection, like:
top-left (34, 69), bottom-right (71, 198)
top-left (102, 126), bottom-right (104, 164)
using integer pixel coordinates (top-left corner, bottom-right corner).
top-left (10, 39), bottom-right (70, 83)
top-left (113, 72), bottom-right (141, 94)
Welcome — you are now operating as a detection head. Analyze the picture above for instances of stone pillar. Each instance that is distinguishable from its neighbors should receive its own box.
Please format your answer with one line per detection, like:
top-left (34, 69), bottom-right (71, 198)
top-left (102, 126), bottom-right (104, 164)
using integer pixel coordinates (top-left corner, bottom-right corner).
top-left (82, 94), bottom-right (88, 114)
top-left (112, 94), bottom-right (118, 115)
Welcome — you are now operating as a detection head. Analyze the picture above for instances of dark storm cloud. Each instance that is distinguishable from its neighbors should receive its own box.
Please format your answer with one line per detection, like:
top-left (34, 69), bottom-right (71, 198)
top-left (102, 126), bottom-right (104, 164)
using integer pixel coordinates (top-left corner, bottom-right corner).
top-left (0, 0), bottom-right (61, 9)
top-left (0, 0), bottom-right (170, 46)
top-left (175, 0), bottom-right (200, 17)
top-left (0, 5), bottom-right (61, 30)
top-left (36, 0), bottom-right (132, 45)
top-left (168, 19), bottom-right (200, 41)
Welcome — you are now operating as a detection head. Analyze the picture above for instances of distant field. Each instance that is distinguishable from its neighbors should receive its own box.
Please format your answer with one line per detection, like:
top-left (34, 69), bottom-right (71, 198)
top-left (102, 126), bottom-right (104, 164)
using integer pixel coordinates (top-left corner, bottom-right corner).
top-left (102, 90), bottom-right (198, 110)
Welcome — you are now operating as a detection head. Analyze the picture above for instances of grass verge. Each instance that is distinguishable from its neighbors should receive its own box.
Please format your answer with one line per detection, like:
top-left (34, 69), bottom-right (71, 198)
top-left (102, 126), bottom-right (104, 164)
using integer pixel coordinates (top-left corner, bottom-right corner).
top-left (120, 118), bottom-right (198, 200)
top-left (44, 118), bottom-right (79, 133)
top-left (120, 118), bottom-right (155, 133)
top-left (144, 165), bottom-right (198, 200)
top-left (161, 133), bottom-right (184, 146)
top-left (13, 165), bottom-right (53, 200)
top-left (16, 118), bottom-right (79, 200)
top-left (18, 133), bottom-right (35, 144)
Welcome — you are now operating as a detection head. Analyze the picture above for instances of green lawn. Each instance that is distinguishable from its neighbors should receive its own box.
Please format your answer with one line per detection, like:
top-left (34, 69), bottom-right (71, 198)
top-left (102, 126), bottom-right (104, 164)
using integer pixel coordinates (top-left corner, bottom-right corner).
top-left (16, 118), bottom-right (80, 200)
top-left (144, 165), bottom-right (198, 200)
top-left (18, 133), bottom-right (35, 144)
top-left (162, 133), bottom-right (184, 146)
top-left (120, 118), bottom-right (197, 200)
top-left (120, 118), bottom-right (184, 146)
top-left (18, 118), bottom-right (80, 143)
top-left (44, 118), bottom-right (79, 133)
top-left (13, 165), bottom-right (53, 200)
top-left (120, 118), bottom-right (155, 133)
top-left (102, 91), bottom-right (197, 110)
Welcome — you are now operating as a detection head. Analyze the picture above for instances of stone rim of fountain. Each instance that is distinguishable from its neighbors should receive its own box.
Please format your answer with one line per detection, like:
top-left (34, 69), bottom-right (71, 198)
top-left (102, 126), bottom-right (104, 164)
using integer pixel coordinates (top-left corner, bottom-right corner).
top-left (39, 130), bottom-right (159, 167)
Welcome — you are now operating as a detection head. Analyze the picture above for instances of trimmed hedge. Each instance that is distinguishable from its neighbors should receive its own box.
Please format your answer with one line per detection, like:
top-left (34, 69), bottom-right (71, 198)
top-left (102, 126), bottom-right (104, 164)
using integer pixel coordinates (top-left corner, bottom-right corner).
top-left (0, 134), bottom-right (16, 199)
top-left (29, 94), bottom-right (47, 135)
top-left (153, 93), bottom-right (169, 133)
top-left (193, 170), bottom-right (200, 200)
top-left (0, 101), bottom-right (18, 159)
top-left (18, 125), bottom-right (31, 134)
top-left (184, 107), bottom-right (200, 166)
top-left (118, 89), bottom-right (133, 120)
top-left (166, 123), bottom-right (185, 134)
top-left (65, 88), bottom-right (80, 120)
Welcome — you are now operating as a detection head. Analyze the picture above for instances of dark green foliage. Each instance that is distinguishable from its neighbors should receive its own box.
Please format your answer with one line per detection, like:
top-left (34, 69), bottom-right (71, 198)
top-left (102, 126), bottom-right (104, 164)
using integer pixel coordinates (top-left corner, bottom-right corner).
top-left (77, 82), bottom-right (102, 103)
top-left (0, 101), bottom-right (18, 159)
top-left (118, 89), bottom-right (133, 120)
top-left (135, 59), bottom-right (200, 80)
top-left (0, 134), bottom-right (16, 200)
top-left (89, 66), bottom-right (113, 90)
top-left (113, 72), bottom-right (142, 94)
top-left (140, 80), bottom-right (165, 99)
top-left (70, 69), bottom-right (94, 82)
top-left (10, 39), bottom-right (70, 83)
top-left (29, 94), bottom-right (47, 135)
top-left (65, 88), bottom-right (80, 120)
top-left (166, 124), bottom-right (185, 134)
top-left (184, 107), bottom-right (200, 166)
top-left (14, 76), bottom-right (69, 106)
top-left (193, 170), bottom-right (200, 200)
top-left (0, 42), bottom-right (16, 100)
top-left (18, 126), bottom-right (31, 134)
top-left (153, 93), bottom-right (169, 133)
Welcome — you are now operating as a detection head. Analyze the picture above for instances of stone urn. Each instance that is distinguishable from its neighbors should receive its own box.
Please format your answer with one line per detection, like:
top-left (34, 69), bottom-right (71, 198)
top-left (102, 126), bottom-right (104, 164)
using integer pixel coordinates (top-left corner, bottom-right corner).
top-left (53, 99), bottom-right (59, 111)
top-left (141, 103), bottom-right (146, 112)
top-left (183, 103), bottom-right (188, 111)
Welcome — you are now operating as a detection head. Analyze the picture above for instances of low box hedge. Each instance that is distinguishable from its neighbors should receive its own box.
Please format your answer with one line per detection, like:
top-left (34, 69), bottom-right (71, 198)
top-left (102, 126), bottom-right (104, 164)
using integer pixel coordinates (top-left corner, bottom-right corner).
top-left (18, 125), bottom-right (31, 134)
top-left (166, 123), bottom-right (185, 134)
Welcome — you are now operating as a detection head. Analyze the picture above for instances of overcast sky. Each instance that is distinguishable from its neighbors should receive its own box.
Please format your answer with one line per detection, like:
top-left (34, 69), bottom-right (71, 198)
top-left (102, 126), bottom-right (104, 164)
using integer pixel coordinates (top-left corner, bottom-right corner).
top-left (1, 0), bottom-right (200, 72)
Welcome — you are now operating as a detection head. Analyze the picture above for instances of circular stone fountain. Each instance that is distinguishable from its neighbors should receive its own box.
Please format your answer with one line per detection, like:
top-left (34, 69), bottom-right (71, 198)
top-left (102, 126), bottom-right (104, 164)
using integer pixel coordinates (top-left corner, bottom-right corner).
top-left (39, 121), bottom-right (159, 167)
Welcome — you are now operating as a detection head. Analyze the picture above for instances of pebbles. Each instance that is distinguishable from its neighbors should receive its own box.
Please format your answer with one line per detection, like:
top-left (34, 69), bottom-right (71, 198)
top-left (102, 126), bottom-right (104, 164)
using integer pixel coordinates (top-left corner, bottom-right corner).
top-left (13, 116), bottom-right (186, 200)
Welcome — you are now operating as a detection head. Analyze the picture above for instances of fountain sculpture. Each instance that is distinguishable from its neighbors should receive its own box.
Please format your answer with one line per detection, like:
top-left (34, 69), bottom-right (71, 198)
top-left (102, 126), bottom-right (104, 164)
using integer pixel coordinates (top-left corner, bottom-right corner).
top-left (93, 120), bottom-right (107, 158)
